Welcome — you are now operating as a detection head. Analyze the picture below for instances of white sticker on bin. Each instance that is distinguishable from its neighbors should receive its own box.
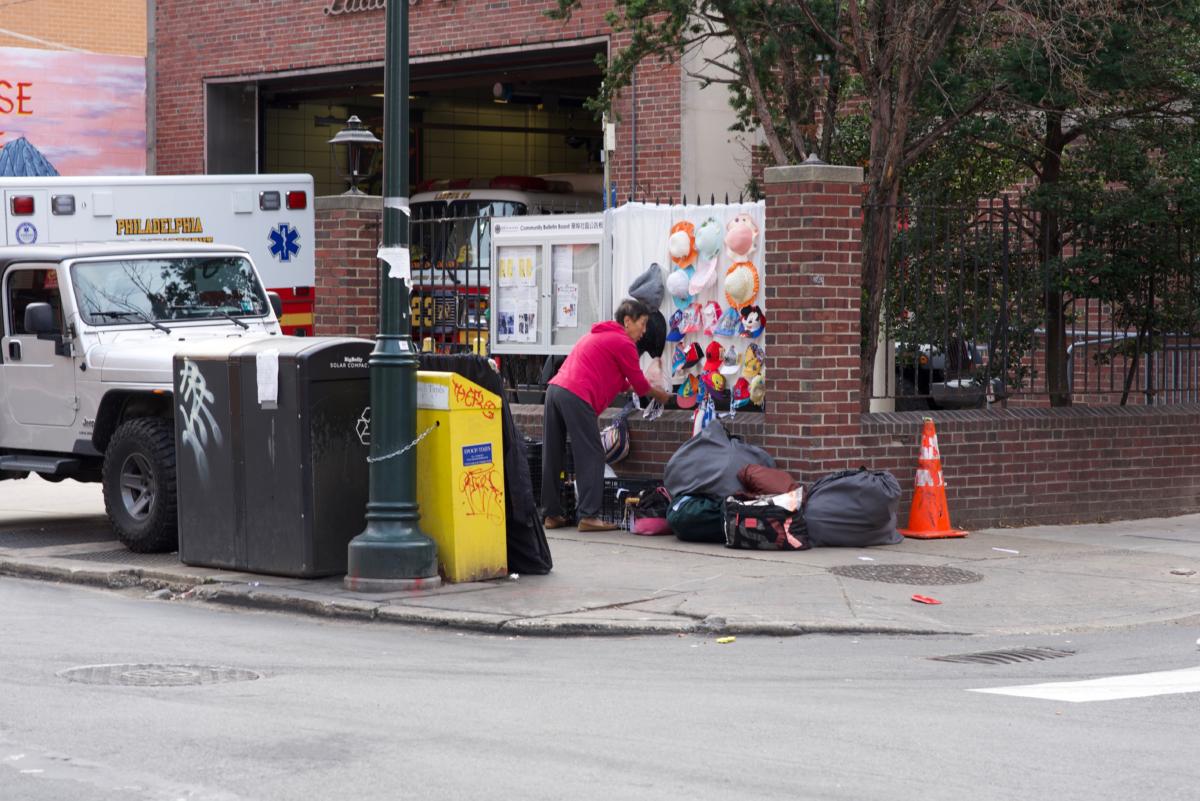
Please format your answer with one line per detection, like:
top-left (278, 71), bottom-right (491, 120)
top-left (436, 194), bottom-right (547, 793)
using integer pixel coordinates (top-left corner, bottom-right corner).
top-left (256, 349), bottom-right (279, 408)
top-left (417, 381), bottom-right (449, 410)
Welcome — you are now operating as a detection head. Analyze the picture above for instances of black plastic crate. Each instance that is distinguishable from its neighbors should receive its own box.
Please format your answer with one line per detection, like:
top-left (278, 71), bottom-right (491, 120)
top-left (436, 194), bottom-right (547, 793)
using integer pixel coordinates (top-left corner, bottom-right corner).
top-left (599, 476), bottom-right (661, 526)
top-left (527, 436), bottom-right (576, 515)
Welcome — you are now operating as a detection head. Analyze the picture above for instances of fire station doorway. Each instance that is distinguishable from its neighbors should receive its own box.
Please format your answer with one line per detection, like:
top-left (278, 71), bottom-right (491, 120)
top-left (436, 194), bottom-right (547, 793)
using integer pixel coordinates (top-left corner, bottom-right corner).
top-left (205, 39), bottom-right (607, 196)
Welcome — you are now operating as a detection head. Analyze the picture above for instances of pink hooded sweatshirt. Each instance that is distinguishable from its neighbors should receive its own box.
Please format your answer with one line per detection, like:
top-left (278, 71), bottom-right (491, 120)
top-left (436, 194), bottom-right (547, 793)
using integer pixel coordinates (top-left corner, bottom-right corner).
top-left (550, 321), bottom-right (652, 414)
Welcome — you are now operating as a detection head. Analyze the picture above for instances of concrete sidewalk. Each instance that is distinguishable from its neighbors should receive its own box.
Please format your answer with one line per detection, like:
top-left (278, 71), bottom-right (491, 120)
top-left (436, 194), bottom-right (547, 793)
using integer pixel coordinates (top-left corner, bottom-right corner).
top-left (1, 476), bottom-right (1197, 636)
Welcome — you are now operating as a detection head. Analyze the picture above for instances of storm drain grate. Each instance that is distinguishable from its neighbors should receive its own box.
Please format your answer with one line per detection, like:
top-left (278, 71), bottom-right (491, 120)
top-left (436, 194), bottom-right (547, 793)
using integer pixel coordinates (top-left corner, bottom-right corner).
top-left (828, 564), bottom-right (984, 585)
top-left (56, 548), bottom-right (181, 567)
top-left (929, 647), bottom-right (1076, 665)
top-left (59, 663), bottom-right (262, 686)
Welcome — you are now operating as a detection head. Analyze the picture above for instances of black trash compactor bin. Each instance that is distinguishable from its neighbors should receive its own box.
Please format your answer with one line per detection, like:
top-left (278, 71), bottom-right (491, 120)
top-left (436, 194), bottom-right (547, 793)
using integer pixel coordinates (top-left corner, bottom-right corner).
top-left (173, 337), bottom-right (374, 577)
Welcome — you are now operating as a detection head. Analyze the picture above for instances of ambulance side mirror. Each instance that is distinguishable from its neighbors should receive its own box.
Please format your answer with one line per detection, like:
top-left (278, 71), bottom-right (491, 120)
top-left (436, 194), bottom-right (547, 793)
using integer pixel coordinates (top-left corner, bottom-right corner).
top-left (267, 292), bottom-right (283, 319)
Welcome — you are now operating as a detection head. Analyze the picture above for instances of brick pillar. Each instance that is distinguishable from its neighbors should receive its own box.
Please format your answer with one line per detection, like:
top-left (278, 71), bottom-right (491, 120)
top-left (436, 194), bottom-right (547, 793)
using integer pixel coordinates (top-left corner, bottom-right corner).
top-left (314, 195), bottom-right (382, 338)
top-left (763, 164), bottom-right (865, 480)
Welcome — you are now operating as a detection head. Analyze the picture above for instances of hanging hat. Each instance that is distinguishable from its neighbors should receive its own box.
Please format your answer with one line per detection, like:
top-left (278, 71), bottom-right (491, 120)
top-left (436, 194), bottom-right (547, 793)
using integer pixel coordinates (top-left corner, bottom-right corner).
top-left (739, 305), bottom-right (766, 339)
top-left (689, 256), bottom-right (719, 296)
top-left (720, 345), bottom-right (740, 376)
top-left (742, 342), bottom-right (765, 379)
top-left (668, 221), bottom-right (698, 269)
top-left (670, 342), bottom-right (689, 376)
top-left (700, 301), bottom-right (722, 335)
top-left (638, 310), bottom-right (667, 359)
top-left (749, 374), bottom-right (766, 405)
top-left (712, 305), bottom-right (743, 337)
top-left (702, 370), bottom-right (726, 393)
top-left (695, 217), bottom-right (723, 260)
top-left (666, 308), bottom-right (685, 342)
top-left (732, 377), bottom-right (751, 409)
top-left (628, 262), bottom-right (666, 309)
top-left (680, 302), bottom-right (703, 334)
top-left (703, 341), bottom-right (723, 374)
top-left (666, 266), bottom-right (695, 310)
top-left (676, 373), bottom-right (701, 409)
top-left (691, 392), bottom-right (716, 436)
top-left (724, 213), bottom-right (759, 260)
top-left (683, 341), bottom-right (704, 370)
top-left (724, 261), bottom-right (760, 310)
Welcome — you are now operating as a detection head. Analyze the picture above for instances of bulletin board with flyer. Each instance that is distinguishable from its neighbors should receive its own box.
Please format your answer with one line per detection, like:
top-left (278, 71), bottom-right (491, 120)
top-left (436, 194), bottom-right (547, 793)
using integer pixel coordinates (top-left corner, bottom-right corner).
top-left (609, 201), bottom-right (767, 424)
top-left (489, 213), bottom-right (608, 355)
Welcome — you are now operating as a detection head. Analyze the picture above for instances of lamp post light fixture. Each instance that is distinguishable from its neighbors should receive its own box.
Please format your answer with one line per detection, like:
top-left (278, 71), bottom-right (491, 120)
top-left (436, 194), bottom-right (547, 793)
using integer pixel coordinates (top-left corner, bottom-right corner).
top-left (328, 115), bottom-right (381, 195)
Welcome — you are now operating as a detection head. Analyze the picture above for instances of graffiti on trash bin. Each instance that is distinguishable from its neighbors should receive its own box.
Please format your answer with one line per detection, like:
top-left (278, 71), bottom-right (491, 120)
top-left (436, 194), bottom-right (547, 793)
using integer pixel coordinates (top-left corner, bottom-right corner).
top-left (451, 378), bottom-right (496, 420)
top-left (177, 358), bottom-right (223, 483)
top-left (461, 464), bottom-right (503, 521)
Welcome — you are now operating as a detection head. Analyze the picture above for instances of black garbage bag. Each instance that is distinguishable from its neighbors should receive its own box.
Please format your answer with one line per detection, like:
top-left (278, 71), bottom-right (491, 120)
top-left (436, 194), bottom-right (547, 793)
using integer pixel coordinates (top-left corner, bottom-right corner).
top-left (804, 467), bottom-right (902, 547)
top-left (664, 419), bottom-right (774, 499)
top-left (419, 353), bottom-right (553, 574)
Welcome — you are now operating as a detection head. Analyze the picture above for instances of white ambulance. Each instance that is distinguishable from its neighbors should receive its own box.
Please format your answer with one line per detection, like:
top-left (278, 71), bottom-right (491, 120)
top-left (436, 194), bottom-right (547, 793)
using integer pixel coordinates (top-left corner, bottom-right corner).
top-left (0, 175), bottom-right (316, 334)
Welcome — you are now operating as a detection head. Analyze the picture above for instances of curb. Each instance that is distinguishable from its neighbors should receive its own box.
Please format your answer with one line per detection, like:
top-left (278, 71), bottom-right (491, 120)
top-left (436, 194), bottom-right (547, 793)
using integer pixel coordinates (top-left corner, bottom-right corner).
top-left (0, 557), bottom-right (962, 637)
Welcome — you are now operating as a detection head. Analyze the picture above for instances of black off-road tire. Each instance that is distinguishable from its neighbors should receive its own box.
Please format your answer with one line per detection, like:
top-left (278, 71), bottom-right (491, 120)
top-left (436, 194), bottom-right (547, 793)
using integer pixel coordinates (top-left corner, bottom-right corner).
top-left (102, 417), bottom-right (178, 553)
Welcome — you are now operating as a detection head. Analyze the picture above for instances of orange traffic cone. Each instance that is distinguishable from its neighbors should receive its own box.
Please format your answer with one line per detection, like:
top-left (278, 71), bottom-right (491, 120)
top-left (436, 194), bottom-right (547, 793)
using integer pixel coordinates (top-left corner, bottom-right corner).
top-left (899, 417), bottom-right (968, 539)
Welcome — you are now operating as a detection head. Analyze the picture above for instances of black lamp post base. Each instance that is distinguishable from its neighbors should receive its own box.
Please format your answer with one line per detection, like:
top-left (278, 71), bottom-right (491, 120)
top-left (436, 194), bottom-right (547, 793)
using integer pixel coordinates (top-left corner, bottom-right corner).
top-left (343, 573), bottom-right (442, 593)
top-left (344, 521), bottom-right (441, 591)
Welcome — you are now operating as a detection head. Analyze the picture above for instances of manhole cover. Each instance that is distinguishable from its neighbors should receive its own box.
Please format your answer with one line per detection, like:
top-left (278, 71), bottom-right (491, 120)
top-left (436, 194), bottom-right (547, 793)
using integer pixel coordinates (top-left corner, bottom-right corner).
top-left (58, 664), bottom-right (261, 686)
top-left (827, 564), bottom-right (984, 585)
top-left (929, 647), bottom-right (1076, 665)
top-left (57, 548), bottom-right (180, 567)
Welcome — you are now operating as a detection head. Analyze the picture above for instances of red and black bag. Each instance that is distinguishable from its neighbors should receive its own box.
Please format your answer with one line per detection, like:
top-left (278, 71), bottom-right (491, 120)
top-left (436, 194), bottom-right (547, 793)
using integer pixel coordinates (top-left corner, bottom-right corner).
top-left (722, 487), bottom-right (810, 551)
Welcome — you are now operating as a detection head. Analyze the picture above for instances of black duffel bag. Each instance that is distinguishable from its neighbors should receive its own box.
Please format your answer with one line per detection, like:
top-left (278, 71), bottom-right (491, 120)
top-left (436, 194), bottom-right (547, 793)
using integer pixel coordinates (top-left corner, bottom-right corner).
top-left (804, 467), bottom-right (902, 547)
top-left (723, 488), bottom-right (810, 551)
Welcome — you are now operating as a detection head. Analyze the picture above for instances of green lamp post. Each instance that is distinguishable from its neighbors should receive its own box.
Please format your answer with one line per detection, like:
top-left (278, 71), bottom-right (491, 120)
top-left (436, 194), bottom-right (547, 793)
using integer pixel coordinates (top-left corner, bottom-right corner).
top-left (344, 0), bottom-right (441, 592)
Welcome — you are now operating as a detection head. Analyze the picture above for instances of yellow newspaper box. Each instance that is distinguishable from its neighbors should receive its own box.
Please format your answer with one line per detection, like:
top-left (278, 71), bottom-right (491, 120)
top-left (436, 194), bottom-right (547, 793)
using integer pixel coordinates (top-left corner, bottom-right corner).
top-left (415, 372), bottom-right (507, 582)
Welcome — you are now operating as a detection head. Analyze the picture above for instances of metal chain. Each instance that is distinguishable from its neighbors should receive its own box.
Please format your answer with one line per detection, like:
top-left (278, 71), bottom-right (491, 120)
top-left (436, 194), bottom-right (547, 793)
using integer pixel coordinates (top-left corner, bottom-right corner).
top-left (366, 422), bottom-right (439, 464)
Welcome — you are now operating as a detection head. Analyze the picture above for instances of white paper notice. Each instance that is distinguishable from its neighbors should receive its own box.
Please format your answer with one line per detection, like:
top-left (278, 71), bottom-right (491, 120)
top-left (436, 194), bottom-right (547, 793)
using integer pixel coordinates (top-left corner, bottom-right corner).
top-left (515, 247), bottom-right (537, 287)
top-left (378, 246), bottom-right (411, 281)
top-left (515, 296), bottom-right (538, 342)
top-left (552, 246), bottom-right (574, 284)
top-left (556, 282), bottom-right (579, 329)
top-left (256, 349), bottom-right (279, 408)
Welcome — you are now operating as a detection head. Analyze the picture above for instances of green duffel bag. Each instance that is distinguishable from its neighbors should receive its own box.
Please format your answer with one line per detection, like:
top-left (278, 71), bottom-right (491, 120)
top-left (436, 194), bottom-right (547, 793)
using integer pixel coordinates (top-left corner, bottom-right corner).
top-left (667, 494), bottom-right (726, 543)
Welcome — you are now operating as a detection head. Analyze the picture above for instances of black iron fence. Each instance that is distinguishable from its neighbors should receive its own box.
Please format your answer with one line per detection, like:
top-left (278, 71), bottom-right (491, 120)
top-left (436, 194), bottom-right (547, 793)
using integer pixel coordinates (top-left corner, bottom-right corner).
top-left (408, 200), bottom-right (594, 401)
top-left (877, 198), bottom-right (1200, 409)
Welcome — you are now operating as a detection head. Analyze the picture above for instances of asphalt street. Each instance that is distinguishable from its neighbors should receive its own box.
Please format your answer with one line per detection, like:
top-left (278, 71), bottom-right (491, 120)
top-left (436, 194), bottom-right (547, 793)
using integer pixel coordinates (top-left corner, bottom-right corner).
top-left (2, 577), bottom-right (1197, 801)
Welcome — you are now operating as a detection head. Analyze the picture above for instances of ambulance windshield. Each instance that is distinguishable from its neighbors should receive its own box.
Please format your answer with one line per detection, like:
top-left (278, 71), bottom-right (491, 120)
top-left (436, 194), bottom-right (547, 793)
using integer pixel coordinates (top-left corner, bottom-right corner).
top-left (71, 255), bottom-right (271, 326)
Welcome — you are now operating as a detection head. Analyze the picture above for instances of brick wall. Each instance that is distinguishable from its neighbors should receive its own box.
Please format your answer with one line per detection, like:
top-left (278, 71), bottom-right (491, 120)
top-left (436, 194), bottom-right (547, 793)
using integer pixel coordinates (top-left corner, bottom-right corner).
top-left (0, 0), bottom-right (145, 56)
top-left (313, 166), bottom-right (1200, 530)
top-left (759, 163), bottom-right (1200, 529)
top-left (314, 195), bottom-right (380, 338)
top-left (153, 0), bottom-right (681, 197)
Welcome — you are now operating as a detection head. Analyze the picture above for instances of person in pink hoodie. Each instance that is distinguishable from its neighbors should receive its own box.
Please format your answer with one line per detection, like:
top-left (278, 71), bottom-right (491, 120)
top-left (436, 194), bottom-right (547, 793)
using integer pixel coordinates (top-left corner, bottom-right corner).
top-left (542, 299), bottom-right (673, 531)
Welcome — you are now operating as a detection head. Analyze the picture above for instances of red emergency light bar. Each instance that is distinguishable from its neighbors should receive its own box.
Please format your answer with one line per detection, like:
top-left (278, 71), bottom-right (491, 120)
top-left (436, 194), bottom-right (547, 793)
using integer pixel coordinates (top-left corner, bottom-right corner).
top-left (286, 190), bottom-right (307, 210)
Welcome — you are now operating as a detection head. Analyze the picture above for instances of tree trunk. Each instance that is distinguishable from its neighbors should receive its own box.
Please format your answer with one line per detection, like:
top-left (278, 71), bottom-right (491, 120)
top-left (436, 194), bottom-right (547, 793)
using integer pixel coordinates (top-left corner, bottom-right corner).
top-left (1039, 113), bottom-right (1071, 406)
top-left (859, 109), bottom-right (904, 410)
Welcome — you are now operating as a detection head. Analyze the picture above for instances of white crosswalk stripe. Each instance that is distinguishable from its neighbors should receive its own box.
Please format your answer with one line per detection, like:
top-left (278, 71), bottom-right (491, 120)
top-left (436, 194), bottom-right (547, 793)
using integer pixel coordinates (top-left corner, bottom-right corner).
top-left (969, 665), bottom-right (1200, 703)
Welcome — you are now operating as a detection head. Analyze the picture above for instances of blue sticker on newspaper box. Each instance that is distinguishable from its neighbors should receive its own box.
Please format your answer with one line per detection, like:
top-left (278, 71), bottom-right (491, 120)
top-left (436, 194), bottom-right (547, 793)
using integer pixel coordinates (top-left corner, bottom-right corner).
top-left (462, 443), bottom-right (492, 467)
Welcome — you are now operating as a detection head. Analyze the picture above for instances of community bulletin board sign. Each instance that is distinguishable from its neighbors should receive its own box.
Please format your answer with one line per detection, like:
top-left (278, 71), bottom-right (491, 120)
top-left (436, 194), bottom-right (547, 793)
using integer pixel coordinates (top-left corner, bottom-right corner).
top-left (490, 213), bottom-right (606, 355)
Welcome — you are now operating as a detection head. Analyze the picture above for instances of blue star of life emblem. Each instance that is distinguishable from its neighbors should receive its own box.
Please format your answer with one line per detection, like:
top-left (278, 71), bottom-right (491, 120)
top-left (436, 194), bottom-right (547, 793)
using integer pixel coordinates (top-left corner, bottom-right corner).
top-left (268, 223), bottom-right (301, 262)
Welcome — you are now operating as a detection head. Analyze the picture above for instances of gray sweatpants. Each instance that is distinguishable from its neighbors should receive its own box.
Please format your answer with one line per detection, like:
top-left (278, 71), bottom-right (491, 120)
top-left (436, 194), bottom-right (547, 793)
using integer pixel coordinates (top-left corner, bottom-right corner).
top-left (541, 384), bottom-right (605, 520)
